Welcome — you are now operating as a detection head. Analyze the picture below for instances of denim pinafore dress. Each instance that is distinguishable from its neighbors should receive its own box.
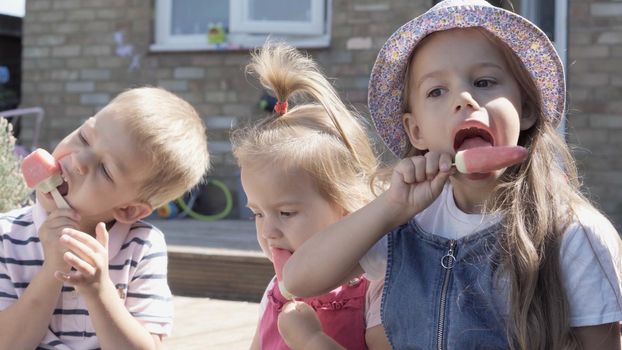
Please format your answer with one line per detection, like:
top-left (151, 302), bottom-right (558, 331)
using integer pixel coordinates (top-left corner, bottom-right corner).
top-left (381, 220), bottom-right (510, 350)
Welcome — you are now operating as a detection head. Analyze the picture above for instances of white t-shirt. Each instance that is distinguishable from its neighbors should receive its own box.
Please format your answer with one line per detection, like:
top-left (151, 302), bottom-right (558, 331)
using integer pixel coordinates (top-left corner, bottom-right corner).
top-left (360, 183), bottom-right (622, 327)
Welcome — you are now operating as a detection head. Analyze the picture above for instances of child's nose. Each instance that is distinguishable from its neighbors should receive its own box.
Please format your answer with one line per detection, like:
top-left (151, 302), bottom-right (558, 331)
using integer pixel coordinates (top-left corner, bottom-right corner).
top-left (261, 217), bottom-right (283, 240)
top-left (454, 90), bottom-right (480, 112)
top-left (72, 150), bottom-right (93, 175)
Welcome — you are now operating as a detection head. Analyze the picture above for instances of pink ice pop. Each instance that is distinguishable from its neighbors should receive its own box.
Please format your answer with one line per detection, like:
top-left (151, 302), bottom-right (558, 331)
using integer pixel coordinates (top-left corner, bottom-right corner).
top-left (21, 149), bottom-right (70, 209)
top-left (454, 146), bottom-right (528, 174)
top-left (271, 247), bottom-right (295, 300)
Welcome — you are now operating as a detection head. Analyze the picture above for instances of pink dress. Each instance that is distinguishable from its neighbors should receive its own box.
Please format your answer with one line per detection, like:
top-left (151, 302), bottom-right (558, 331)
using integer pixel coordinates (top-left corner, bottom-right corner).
top-left (259, 276), bottom-right (369, 349)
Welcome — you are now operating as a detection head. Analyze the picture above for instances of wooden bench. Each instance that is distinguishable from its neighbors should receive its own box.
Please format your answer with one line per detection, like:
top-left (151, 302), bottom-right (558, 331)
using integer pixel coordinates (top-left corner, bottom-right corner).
top-left (168, 246), bottom-right (274, 302)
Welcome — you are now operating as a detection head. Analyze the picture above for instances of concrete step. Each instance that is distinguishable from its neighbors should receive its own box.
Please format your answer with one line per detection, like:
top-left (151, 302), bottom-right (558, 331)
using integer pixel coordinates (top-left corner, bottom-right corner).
top-left (149, 218), bottom-right (274, 303)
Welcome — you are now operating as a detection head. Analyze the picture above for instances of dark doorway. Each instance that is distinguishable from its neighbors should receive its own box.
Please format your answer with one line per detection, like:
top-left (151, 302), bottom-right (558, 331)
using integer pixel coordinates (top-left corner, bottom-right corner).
top-left (0, 14), bottom-right (22, 112)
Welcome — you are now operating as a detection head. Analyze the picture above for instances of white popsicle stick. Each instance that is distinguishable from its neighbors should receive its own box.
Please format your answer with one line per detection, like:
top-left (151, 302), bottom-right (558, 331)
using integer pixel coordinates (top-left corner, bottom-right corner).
top-left (50, 188), bottom-right (70, 209)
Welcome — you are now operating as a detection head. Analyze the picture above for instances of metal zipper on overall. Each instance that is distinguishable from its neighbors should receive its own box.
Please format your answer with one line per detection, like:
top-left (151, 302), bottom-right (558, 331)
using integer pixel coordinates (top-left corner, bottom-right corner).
top-left (436, 239), bottom-right (456, 350)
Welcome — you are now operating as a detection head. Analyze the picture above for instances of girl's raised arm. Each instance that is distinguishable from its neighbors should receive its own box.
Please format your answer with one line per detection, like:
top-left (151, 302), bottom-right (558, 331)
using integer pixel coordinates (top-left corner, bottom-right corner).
top-left (283, 193), bottom-right (402, 296)
top-left (284, 155), bottom-right (452, 296)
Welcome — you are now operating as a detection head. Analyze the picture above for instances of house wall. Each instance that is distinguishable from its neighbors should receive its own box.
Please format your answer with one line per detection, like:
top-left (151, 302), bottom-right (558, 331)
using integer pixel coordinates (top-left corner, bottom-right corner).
top-left (19, 0), bottom-right (622, 228)
top-left (567, 0), bottom-right (622, 230)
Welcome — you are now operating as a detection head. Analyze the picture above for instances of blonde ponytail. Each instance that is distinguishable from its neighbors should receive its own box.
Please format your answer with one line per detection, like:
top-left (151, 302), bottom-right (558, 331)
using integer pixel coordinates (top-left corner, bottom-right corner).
top-left (234, 42), bottom-right (379, 213)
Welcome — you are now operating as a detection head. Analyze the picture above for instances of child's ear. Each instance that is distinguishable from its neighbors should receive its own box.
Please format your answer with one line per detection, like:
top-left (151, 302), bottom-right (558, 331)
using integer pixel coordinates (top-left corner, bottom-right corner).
top-left (113, 201), bottom-right (153, 224)
top-left (402, 112), bottom-right (427, 150)
top-left (520, 103), bottom-right (537, 130)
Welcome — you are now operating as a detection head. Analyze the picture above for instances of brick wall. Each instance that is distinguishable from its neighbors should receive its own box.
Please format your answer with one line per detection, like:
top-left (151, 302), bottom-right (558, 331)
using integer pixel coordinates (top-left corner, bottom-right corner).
top-left (567, 0), bottom-right (622, 230)
top-left (20, 0), bottom-right (423, 218)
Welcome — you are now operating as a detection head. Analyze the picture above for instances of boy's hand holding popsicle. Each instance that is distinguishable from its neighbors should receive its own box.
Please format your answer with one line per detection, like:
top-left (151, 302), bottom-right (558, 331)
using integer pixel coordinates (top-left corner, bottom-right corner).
top-left (21, 149), bottom-right (77, 273)
top-left (37, 209), bottom-right (80, 274)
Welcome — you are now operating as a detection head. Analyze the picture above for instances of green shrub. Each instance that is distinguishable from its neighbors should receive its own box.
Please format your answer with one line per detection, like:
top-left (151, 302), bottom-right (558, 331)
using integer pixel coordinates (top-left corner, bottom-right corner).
top-left (0, 117), bottom-right (32, 212)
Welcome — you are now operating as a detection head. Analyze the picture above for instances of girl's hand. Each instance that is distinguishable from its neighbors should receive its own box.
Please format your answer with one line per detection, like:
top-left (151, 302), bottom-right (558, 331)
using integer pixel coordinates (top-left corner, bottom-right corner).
top-left (55, 222), bottom-right (111, 296)
top-left (278, 301), bottom-right (344, 350)
top-left (38, 209), bottom-right (81, 273)
top-left (386, 151), bottom-right (453, 218)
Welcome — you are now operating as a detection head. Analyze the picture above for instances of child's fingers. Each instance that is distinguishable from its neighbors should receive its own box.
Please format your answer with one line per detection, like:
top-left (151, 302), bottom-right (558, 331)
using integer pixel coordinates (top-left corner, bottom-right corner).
top-left (425, 152), bottom-right (441, 180)
top-left (46, 208), bottom-right (81, 221)
top-left (54, 270), bottom-right (71, 283)
top-left (394, 158), bottom-right (416, 184)
top-left (54, 270), bottom-right (86, 285)
top-left (43, 216), bottom-right (80, 232)
top-left (430, 154), bottom-right (454, 194)
top-left (45, 210), bottom-right (81, 227)
top-left (94, 222), bottom-right (109, 250)
top-left (60, 233), bottom-right (96, 266)
top-left (439, 152), bottom-right (453, 172)
top-left (412, 156), bottom-right (426, 182)
top-left (63, 251), bottom-right (96, 277)
top-left (293, 301), bottom-right (315, 314)
top-left (62, 228), bottom-right (104, 252)
top-left (281, 301), bottom-right (298, 313)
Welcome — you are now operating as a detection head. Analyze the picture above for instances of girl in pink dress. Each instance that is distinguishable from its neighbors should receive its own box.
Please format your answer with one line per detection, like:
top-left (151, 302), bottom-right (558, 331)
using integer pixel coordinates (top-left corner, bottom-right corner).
top-left (232, 42), bottom-right (390, 349)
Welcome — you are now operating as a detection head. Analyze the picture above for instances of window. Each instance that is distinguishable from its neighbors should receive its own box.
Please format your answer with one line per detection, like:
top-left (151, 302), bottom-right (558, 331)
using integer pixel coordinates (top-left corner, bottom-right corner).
top-left (152, 0), bottom-right (331, 51)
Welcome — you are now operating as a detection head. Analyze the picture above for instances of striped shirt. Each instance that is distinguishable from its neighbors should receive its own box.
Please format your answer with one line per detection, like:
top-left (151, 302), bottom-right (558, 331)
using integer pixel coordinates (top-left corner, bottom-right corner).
top-left (0, 202), bottom-right (173, 350)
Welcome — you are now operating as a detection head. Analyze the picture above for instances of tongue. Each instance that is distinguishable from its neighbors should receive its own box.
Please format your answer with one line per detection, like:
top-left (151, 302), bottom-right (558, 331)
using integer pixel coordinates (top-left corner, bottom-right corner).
top-left (271, 248), bottom-right (292, 281)
top-left (458, 137), bottom-right (492, 151)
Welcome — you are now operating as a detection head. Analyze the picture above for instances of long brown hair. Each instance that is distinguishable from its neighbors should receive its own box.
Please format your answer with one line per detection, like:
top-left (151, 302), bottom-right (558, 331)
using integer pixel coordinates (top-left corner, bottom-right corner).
top-left (232, 42), bottom-right (379, 214)
top-left (484, 28), bottom-right (584, 349)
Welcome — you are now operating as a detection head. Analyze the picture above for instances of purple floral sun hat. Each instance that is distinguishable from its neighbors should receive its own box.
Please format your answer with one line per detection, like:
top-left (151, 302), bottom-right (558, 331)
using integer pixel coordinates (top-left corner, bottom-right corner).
top-left (368, 0), bottom-right (566, 158)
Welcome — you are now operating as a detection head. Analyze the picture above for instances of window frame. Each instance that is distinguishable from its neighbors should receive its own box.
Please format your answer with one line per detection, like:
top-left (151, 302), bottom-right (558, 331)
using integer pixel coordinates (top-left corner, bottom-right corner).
top-left (521, 0), bottom-right (568, 133)
top-left (521, 0), bottom-right (567, 68)
top-left (230, 0), bottom-right (325, 35)
top-left (151, 0), bottom-right (331, 52)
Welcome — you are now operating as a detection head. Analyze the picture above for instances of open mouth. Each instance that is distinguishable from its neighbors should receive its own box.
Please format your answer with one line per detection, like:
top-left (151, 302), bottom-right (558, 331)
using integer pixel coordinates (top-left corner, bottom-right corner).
top-left (56, 170), bottom-right (69, 197)
top-left (453, 127), bottom-right (494, 151)
top-left (57, 180), bottom-right (68, 196)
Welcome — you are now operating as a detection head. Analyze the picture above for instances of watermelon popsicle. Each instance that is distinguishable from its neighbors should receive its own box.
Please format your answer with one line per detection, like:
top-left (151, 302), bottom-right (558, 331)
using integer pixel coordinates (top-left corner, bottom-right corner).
top-left (454, 146), bottom-right (528, 174)
top-left (21, 148), bottom-right (70, 209)
top-left (271, 247), bottom-right (295, 300)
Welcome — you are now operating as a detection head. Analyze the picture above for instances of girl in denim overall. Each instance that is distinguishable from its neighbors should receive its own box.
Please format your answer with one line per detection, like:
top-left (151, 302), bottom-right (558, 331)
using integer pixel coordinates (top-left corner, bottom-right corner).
top-left (232, 43), bottom-right (391, 349)
top-left (283, 1), bottom-right (622, 349)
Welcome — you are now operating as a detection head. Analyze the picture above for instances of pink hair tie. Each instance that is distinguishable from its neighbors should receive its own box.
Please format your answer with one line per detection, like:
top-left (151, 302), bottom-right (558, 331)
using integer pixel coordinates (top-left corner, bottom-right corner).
top-left (274, 101), bottom-right (288, 116)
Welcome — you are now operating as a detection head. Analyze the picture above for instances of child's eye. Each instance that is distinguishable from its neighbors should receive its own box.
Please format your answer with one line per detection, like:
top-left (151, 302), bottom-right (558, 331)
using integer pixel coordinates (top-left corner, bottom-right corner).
top-left (100, 164), bottom-right (113, 182)
top-left (78, 132), bottom-right (88, 145)
top-left (427, 88), bottom-right (443, 98)
top-left (280, 211), bottom-right (295, 217)
top-left (250, 212), bottom-right (262, 220)
top-left (474, 79), bottom-right (496, 88)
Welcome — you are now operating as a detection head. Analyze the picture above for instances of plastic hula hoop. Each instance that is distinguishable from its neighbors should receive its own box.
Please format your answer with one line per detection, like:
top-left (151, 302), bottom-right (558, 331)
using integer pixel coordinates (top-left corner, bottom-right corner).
top-left (175, 178), bottom-right (233, 221)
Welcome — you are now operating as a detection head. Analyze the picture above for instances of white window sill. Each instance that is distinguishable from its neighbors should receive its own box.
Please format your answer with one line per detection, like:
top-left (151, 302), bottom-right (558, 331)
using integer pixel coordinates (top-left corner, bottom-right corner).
top-left (150, 34), bottom-right (331, 53)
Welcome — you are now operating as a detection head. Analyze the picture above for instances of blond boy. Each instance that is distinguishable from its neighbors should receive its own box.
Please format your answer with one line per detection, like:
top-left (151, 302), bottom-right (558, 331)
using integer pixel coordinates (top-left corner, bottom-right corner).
top-left (0, 87), bottom-right (209, 349)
